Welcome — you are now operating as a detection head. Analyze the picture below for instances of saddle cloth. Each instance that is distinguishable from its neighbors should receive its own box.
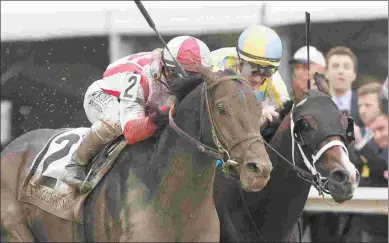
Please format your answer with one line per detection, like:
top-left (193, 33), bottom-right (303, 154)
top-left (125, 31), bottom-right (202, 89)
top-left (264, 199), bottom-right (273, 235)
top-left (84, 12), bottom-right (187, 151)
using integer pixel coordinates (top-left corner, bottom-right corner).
top-left (18, 128), bottom-right (127, 223)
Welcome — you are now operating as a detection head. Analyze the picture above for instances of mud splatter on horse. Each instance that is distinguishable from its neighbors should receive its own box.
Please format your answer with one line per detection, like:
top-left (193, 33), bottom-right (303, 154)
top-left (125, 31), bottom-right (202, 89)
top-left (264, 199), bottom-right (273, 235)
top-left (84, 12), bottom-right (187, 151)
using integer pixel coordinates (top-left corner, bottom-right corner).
top-left (1, 67), bottom-right (271, 242)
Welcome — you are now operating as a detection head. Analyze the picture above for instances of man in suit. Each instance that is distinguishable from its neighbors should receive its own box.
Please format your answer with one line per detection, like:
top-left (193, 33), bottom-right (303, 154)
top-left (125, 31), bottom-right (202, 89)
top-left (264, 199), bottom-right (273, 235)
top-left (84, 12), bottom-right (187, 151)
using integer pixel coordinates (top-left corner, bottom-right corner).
top-left (325, 46), bottom-right (363, 126)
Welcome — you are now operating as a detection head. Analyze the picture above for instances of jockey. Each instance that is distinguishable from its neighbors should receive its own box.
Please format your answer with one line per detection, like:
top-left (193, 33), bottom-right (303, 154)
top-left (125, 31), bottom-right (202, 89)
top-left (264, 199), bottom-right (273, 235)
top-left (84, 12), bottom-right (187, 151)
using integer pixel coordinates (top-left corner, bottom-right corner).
top-left (210, 25), bottom-right (290, 124)
top-left (62, 36), bottom-right (211, 192)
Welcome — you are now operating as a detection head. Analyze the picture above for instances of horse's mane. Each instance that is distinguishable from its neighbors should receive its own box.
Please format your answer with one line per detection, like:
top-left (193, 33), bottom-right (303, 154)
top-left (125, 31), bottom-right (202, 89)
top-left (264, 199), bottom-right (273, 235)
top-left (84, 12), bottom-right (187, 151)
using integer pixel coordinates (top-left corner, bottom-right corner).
top-left (167, 66), bottom-right (222, 105)
top-left (261, 100), bottom-right (293, 143)
top-left (167, 75), bottom-right (204, 105)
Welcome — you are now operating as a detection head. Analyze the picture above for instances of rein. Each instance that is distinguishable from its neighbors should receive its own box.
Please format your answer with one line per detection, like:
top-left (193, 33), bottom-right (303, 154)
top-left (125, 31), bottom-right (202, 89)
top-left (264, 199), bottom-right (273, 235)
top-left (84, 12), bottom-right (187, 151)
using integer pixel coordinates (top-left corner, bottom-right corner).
top-left (168, 104), bottom-right (225, 160)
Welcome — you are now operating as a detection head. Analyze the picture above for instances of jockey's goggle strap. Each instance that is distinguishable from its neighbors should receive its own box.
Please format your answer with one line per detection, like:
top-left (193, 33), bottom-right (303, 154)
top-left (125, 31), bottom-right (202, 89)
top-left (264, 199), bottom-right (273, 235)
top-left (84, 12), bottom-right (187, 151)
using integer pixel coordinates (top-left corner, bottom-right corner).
top-left (242, 60), bottom-right (278, 78)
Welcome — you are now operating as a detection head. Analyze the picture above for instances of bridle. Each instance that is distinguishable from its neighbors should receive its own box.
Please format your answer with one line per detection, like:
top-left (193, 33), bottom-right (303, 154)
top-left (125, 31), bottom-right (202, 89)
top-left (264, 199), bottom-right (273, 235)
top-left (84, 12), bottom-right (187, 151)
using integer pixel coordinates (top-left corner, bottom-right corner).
top-left (289, 102), bottom-right (350, 197)
top-left (168, 75), bottom-right (263, 176)
top-left (234, 97), bottom-right (353, 243)
top-left (261, 98), bottom-right (353, 198)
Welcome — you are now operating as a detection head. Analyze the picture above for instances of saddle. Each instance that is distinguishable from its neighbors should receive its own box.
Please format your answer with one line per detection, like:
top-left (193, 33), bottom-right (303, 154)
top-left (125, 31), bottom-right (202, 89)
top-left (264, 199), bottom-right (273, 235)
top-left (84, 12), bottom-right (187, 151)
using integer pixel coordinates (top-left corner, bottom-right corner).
top-left (18, 128), bottom-right (127, 223)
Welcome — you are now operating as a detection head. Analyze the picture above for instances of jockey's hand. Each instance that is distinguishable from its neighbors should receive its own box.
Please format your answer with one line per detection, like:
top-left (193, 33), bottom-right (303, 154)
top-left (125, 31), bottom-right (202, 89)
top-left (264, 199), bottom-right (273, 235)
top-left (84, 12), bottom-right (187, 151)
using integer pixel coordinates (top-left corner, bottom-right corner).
top-left (260, 107), bottom-right (279, 125)
top-left (150, 105), bottom-right (170, 137)
top-left (260, 106), bottom-right (282, 143)
top-left (123, 117), bottom-right (157, 144)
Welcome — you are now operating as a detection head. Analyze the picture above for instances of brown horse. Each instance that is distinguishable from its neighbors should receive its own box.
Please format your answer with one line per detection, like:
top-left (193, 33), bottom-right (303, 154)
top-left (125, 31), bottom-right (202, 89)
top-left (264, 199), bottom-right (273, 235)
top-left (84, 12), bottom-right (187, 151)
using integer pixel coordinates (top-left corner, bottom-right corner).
top-left (1, 68), bottom-right (272, 242)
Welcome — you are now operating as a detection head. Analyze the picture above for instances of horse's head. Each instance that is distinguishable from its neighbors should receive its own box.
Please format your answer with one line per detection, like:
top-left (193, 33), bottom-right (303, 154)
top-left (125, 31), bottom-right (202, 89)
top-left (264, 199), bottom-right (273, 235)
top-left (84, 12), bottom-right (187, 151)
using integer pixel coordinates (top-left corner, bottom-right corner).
top-left (205, 69), bottom-right (273, 192)
top-left (169, 67), bottom-right (272, 192)
top-left (291, 73), bottom-right (360, 203)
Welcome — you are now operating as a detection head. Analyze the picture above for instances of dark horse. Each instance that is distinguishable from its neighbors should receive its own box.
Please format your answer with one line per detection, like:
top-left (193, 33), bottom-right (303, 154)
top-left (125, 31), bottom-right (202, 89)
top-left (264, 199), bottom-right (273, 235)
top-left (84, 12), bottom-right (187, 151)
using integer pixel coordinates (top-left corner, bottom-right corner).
top-left (1, 67), bottom-right (272, 242)
top-left (214, 73), bottom-right (360, 242)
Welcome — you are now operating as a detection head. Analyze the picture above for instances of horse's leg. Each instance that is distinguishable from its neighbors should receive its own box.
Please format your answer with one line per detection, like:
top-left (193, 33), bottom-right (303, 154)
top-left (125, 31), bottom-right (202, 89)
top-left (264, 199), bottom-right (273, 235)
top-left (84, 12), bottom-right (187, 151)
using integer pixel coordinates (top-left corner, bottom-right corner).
top-left (1, 138), bottom-right (36, 242)
top-left (1, 186), bottom-right (36, 242)
top-left (1, 129), bottom-right (68, 242)
top-left (189, 206), bottom-right (220, 242)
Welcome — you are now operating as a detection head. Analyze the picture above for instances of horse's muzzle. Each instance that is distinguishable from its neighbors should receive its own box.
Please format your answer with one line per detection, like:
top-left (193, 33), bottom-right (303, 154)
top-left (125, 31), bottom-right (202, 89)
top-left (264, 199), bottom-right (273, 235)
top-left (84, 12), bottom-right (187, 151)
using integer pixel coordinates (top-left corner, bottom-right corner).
top-left (239, 159), bottom-right (273, 192)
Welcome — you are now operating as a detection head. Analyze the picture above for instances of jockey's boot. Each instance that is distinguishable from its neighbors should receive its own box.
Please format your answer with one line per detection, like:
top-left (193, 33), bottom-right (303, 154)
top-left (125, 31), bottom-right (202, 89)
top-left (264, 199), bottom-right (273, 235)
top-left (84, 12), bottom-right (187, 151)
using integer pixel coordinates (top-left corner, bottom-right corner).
top-left (62, 120), bottom-right (121, 193)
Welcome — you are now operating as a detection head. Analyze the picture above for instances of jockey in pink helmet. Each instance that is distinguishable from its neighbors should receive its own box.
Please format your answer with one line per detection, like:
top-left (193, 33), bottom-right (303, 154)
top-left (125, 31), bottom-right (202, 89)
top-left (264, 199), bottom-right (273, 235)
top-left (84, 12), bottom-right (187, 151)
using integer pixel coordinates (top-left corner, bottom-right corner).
top-left (62, 36), bottom-right (211, 192)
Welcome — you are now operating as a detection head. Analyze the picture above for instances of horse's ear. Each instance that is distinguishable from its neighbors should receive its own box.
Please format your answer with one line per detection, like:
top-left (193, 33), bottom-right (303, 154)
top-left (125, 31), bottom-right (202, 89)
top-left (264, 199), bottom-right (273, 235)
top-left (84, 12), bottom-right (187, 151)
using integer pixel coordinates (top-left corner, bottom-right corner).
top-left (196, 65), bottom-right (219, 84)
top-left (314, 72), bottom-right (331, 96)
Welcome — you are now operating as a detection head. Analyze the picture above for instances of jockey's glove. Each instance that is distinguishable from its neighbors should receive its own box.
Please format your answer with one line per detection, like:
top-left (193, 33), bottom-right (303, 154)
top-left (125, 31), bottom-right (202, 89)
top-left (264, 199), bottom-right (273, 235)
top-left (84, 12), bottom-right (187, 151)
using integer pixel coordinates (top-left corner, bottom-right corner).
top-left (122, 106), bottom-right (170, 144)
top-left (151, 105), bottom-right (170, 130)
top-left (123, 117), bottom-right (158, 144)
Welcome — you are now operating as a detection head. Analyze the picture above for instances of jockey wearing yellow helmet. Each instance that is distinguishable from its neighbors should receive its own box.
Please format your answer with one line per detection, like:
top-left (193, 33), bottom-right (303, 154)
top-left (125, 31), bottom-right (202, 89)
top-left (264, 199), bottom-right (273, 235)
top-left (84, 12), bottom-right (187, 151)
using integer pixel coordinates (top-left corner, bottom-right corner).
top-left (211, 25), bottom-right (290, 123)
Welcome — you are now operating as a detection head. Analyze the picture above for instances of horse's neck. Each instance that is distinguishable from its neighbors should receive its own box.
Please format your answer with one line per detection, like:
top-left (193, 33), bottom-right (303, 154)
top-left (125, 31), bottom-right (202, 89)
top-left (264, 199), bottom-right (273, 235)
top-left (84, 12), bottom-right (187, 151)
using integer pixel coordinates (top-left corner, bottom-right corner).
top-left (253, 114), bottom-right (312, 241)
top-left (270, 114), bottom-right (293, 162)
top-left (142, 125), bottom-right (217, 227)
top-left (155, 132), bottom-right (216, 206)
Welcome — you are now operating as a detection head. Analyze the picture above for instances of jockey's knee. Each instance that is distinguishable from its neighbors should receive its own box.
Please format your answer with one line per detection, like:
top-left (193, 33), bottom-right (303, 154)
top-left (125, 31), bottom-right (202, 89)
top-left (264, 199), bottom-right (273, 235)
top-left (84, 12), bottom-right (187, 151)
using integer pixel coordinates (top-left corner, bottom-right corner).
top-left (92, 120), bottom-right (121, 143)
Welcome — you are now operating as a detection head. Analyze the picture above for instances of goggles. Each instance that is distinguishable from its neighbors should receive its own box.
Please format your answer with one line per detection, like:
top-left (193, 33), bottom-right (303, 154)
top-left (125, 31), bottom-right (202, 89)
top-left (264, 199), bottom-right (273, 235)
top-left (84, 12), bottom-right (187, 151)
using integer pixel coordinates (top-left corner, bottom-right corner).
top-left (244, 61), bottom-right (278, 78)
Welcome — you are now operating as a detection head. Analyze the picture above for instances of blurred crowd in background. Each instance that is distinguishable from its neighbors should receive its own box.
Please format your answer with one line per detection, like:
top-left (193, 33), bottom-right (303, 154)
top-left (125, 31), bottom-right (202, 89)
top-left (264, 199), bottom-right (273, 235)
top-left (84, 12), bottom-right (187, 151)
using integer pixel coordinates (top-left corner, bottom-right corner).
top-left (1, 2), bottom-right (387, 242)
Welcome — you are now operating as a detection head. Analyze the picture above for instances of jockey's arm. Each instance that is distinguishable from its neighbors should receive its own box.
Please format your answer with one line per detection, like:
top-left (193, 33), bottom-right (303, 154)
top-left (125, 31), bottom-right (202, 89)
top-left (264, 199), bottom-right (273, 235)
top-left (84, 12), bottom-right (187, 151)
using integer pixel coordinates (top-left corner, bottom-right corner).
top-left (117, 72), bottom-right (158, 145)
top-left (259, 73), bottom-right (290, 124)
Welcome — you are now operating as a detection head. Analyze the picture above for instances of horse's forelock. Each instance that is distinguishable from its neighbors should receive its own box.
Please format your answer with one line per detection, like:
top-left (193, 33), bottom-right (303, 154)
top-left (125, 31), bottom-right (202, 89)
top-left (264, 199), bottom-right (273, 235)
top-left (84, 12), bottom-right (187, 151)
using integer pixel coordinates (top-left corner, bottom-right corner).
top-left (279, 100), bottom-right (294, 118)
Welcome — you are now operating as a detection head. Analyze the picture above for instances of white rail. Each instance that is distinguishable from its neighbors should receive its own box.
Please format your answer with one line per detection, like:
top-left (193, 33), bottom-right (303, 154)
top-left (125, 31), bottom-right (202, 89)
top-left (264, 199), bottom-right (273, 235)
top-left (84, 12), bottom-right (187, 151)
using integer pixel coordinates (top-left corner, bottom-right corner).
top-left (305, 187), bottom-right (388, 215)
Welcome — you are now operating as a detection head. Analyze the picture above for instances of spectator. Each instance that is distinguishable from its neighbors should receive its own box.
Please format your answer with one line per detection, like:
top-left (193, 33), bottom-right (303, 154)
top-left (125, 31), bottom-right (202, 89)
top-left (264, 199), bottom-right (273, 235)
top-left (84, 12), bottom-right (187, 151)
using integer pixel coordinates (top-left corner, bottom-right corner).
top-left (353, 82), bottom-right (383, 162)
top-left (345, 81), bottom-right (388, 243)
top-left (325, 46), bottom-right (363, 126)
top-left (358, 82), bottom-right (384, 126)
top-left (354, 82), bottom-right (387, 187)
top-left (289, 45), bottom-right (326, 92)
top-left (369, 114), bottom-right (388, 157)
top-left (351, 113), bottom-right (388, 243)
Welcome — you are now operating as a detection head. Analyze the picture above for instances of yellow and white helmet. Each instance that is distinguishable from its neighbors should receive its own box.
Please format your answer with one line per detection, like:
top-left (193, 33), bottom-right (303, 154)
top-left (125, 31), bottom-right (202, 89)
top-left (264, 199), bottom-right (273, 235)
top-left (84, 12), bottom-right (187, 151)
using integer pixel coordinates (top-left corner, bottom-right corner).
top-left (237, 25), bottom-right (283, 67)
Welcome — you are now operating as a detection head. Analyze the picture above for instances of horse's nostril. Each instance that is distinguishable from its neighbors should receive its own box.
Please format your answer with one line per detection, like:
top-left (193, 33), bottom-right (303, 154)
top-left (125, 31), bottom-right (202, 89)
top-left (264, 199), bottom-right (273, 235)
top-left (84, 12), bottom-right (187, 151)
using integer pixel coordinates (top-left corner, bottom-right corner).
top-left (330, 170), bottom-right (350, 184)
top-left (246, 162), bottom-right (260, 173)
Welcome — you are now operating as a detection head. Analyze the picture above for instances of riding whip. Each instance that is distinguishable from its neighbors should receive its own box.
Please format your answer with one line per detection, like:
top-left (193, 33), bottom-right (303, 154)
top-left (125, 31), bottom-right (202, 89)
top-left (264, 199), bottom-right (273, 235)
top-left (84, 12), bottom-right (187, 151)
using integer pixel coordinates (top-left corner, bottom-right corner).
top-left (134, 0), bottom-right (188, 77)
top-left (305, 12), bottom-right (311, 90)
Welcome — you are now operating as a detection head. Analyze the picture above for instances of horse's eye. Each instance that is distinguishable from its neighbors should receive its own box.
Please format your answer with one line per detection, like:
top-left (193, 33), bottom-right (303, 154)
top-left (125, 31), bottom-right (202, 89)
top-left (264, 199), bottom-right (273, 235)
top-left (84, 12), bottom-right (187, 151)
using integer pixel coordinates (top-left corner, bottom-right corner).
top-left (301, 120), bottom-right (310, 131)
top-left (303, 116), bottom-right (318, 131)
